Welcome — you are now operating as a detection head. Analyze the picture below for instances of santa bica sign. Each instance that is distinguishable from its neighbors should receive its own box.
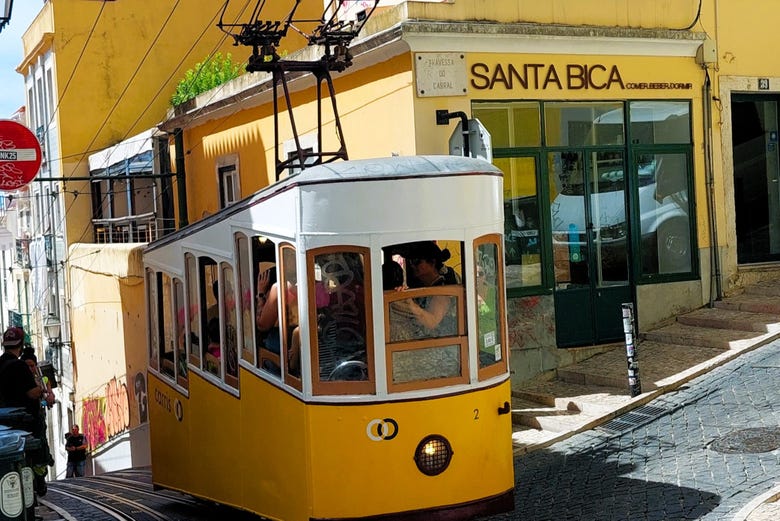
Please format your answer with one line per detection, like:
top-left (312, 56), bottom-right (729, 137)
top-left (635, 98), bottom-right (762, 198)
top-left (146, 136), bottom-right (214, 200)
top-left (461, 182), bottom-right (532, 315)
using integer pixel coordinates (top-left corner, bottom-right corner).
top-left (0, 119), bottom-right (42, 191)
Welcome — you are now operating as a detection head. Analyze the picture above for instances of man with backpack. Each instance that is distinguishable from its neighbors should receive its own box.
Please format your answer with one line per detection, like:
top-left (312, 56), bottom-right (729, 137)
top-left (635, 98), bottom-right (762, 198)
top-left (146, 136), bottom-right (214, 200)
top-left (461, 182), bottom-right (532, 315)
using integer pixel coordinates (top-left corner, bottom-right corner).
top-left (0, 326), bottom-right (50, 497)
top-left (0, 326), bottom-right (43, 410)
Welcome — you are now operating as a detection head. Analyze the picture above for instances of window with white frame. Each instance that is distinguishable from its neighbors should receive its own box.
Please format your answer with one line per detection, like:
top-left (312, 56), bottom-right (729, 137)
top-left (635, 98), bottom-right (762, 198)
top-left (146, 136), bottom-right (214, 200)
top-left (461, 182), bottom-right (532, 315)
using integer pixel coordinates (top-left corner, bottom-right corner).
top-left (216, 154), bottom-right (240, 208)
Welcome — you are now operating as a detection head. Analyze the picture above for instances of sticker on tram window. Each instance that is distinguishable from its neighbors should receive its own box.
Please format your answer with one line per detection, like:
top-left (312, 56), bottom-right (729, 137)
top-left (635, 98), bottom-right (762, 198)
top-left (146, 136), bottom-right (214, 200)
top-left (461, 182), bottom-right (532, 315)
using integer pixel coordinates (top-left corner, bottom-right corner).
top-left (366, 418), bottom-right (399, 441)
top-left (484, 330), bottom-right (496, 347)
top-left (494, 344), bottom-right (502, 361)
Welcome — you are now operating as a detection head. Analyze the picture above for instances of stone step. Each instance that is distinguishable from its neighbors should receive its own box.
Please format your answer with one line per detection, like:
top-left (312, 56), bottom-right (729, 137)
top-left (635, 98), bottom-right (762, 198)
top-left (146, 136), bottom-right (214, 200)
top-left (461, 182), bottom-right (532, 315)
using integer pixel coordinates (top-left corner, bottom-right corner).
top-left (642, 322), bottom-right (763, 350)
top-left (514, 379), bottom-right (630, 416)
top-left (715, 294), bottom-right (780, 315)
top-left (510, 398), bottom-right (580, 431)
top-left (744, 280), bottom-right (780, 298)
top-left (677, 307), bottom-right (780, 333)
top-left (551, 341), bottom-right (721, 392)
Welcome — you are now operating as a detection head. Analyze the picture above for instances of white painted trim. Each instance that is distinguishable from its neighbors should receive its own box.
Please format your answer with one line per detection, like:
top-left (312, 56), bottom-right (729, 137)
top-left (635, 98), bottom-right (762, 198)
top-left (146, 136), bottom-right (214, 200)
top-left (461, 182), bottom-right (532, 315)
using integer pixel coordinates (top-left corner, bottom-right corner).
top-left (403, 32), bottom-right (702, 57)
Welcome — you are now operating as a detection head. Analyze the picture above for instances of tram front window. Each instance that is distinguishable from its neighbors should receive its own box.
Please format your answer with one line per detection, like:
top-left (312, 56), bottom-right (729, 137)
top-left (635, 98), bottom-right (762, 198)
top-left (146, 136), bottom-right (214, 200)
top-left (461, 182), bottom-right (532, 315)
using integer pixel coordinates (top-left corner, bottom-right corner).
top-left (311, 249), bottom-right (371, 386)
top-left (383, 241), bottom-right (467, 390)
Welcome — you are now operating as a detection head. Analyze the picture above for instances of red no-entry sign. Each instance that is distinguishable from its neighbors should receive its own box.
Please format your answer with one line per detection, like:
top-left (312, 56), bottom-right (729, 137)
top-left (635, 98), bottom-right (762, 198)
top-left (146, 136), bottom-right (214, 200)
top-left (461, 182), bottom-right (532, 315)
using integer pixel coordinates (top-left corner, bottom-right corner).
top-left (0, 119), bottom-right (42, 191)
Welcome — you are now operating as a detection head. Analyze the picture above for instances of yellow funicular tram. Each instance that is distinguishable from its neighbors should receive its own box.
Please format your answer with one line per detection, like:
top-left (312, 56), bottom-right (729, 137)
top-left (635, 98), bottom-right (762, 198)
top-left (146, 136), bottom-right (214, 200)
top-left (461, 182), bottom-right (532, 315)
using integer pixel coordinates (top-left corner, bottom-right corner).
top-left (144, 155), bottom-right (514, 520)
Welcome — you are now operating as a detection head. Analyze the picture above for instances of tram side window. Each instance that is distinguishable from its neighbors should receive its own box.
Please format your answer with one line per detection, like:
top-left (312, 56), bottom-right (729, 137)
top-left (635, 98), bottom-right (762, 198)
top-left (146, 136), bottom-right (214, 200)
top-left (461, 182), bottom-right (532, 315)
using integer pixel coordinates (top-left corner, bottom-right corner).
top-left (475, 236), bottom-right (508, 379)
top-left (310, 248), bottom-right (372, 391)
top-left (383, 241), bottom-right (468, 391)
top-left (160, 273), bottom-right (176, 379)
top-left (280, 245), bottom-right (302, 390)
top-left (146, 269), bottom-right (160, 372)
top-left (236, 234), bottom-right (254, 365)
top-left (200, 257), bottom-right (221, 377)
top-left (222, 263), bottom-right (239, 388)
top-left (253, 236), bottom-right (281, 378)
top-left (173, 278), bottom-right (188, 388)
top-left (185, 254), bottom-right (200, 369)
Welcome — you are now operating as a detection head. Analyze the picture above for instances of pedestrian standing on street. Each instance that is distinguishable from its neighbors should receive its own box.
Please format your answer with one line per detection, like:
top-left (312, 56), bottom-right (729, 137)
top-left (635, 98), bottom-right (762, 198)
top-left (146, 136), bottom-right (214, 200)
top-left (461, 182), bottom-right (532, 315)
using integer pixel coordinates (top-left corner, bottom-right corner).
top-left (0, 327), bottom-right (51, 496)
top-left (65, 424), bottom-right (88, 478)
top-left (0, 326), bottom-right (43, 408)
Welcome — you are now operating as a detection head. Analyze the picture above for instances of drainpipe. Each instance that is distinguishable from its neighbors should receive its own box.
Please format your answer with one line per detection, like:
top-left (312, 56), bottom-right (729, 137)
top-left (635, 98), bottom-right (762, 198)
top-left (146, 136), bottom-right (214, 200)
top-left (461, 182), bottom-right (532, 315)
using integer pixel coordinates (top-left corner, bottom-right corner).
top-left (702, 69), bottom-right (723, 305)
top-left (174, 128), bottom-right (189, 228)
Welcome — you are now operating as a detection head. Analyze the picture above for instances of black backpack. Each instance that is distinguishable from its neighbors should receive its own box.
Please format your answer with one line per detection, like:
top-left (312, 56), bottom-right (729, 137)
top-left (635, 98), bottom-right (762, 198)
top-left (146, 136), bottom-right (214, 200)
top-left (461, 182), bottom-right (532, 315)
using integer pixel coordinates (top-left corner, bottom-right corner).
top-left (0, 356), bottom-right (20, 408)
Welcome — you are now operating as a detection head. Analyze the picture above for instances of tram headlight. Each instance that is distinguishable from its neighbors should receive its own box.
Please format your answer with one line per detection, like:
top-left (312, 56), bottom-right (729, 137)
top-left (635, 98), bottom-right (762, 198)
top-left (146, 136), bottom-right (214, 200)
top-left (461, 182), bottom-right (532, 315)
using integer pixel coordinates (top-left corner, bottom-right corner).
top-left (414, 435), bottom-right (453, 476)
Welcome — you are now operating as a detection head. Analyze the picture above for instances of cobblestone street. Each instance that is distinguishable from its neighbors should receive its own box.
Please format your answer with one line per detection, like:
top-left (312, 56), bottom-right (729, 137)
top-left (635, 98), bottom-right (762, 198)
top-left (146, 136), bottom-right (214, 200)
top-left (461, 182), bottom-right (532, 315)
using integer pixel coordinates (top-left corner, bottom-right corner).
top-left (483, 338), bottom-right (780, 521)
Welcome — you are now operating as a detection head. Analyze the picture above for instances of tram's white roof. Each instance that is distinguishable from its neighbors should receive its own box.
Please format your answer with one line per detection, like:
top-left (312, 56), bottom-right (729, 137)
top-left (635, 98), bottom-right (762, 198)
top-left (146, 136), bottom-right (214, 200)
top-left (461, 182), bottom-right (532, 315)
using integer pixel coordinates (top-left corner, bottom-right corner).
top-left (289, 155), bottom-right (500, 184)
top-left (146, 155), bottom-right (502, 255)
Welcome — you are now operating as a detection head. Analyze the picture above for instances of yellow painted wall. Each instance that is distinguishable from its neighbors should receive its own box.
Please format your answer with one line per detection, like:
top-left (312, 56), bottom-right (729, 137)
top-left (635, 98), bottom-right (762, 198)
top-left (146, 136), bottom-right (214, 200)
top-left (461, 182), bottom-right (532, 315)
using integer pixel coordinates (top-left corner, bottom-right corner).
top-left (714, 1), bottom-right (780, 77)
top-left (179, 52), bottom-right (417, 220)
top-left (68, 243), bottom-right (147, 451)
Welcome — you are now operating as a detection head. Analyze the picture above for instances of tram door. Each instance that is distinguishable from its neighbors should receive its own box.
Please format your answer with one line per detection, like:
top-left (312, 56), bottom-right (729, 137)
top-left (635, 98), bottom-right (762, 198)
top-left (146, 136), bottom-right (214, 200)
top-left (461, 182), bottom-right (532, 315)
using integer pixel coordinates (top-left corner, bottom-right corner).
top-left (550, 150), bottom-right (632, 347)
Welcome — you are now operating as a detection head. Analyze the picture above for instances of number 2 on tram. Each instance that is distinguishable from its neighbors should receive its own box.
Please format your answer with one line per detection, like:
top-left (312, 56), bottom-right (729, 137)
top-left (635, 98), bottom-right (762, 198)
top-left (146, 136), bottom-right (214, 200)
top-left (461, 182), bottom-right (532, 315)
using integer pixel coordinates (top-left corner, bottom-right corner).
top-left (144, 155), bottom-right (515, 521)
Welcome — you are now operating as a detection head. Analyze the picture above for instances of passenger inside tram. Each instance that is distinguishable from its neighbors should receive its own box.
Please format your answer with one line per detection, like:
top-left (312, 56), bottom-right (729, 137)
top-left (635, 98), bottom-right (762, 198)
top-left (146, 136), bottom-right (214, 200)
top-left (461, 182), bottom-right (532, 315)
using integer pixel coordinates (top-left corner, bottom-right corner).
top-left (205, 317), bottom-right (221, 375)
top-left (255, 266), bottom-right (280, 354)
top-left (387, 241), bottom-right (459, 342)
top-left (382, 260), bottom-right (405, 292)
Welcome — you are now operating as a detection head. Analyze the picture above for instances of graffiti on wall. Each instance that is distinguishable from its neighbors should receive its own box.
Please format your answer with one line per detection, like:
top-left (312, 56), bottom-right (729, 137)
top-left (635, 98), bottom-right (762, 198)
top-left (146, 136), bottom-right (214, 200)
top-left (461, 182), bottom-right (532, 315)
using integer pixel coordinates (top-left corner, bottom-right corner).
top-left (81, 376), bottom-right (131, 451)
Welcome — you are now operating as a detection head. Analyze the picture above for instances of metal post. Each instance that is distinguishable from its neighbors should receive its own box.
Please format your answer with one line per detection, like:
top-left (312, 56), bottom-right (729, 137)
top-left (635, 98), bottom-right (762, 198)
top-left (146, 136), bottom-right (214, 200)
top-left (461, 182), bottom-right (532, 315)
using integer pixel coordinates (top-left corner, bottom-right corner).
top-left (622, 303), bottom-right (641, 397)
top-left (174, 128), bottom-right (189, 228)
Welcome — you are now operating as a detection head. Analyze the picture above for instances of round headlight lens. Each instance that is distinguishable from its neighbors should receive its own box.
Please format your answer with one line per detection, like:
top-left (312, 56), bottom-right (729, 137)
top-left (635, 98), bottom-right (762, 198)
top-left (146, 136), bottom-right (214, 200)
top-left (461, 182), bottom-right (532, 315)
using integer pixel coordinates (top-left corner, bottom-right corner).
top-left (414, 435), bottom-right (453, 476)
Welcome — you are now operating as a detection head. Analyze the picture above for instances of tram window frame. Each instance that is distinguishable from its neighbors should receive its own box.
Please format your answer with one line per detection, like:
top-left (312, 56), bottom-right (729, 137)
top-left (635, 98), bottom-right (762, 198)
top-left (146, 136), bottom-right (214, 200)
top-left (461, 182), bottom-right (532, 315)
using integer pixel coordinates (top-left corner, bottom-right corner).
top-left (199, 256), bottom-right (222, 378)
top-left (254, 236), bottom-right (282, 379)
top-left (384, 286), bottom-right (468, 393)
top-left (146, 269), bottom-right (161, 372)
top-left (185, 254), bottom-right (201, 369)
top-left (236, 233), bottom-right (255, 366)
top-left (279, 244), bottom-right (302, 391)
top-left (221, 262), bottom-right (240, 389)
top-left (160, 273), bottom-right (176, 379)
top-left (474, 234), bottom-right (509, 380)
top-left (307, 246), bottom-right (375, 396)
top-left (382, 240), bottom-right (468, 393)
top-left (173, 277), bottom-right (189, 389)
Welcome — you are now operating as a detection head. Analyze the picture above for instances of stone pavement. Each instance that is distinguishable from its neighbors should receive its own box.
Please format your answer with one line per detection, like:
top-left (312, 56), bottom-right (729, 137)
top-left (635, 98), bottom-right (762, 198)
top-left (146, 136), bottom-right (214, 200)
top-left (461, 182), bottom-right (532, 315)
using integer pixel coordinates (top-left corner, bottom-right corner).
top-left (510, 279), bottom-right (780, 520)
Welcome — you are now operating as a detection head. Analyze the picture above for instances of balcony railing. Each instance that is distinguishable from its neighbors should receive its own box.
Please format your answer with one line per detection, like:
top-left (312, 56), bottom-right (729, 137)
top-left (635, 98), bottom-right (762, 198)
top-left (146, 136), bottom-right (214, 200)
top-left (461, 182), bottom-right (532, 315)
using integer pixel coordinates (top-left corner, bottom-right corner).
top-left (92, 212), bottom-right (175, 244)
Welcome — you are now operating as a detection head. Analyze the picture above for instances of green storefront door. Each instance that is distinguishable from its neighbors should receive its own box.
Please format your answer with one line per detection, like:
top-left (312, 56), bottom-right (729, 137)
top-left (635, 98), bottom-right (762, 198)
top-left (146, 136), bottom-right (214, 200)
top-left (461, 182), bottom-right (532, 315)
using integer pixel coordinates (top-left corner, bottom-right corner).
top-left (549, 150), bottom-right (632, 347)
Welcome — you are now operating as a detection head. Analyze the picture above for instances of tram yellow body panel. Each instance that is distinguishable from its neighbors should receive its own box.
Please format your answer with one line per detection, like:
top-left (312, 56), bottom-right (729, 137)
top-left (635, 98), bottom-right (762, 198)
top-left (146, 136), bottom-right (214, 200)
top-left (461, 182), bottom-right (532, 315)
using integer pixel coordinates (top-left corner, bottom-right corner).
top-left (306, 380), bottom-right (514, 518)
top-left (148, 373), bottom-right (192, 489)
top-left (150, 370), bottom-right (311, 521)
top-left (151, 370), bottom-right (513, 520)
top-left (145, 156), bottom-right (514, 520)
top-left (237, 369), bottom-right (309, 521)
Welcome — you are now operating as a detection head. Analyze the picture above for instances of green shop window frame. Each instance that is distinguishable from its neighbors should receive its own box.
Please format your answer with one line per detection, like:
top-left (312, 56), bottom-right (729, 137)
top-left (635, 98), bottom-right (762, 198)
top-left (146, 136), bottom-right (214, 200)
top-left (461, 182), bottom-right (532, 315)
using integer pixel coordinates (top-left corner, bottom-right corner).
top-left (473, 99), bottom-right (698, 297)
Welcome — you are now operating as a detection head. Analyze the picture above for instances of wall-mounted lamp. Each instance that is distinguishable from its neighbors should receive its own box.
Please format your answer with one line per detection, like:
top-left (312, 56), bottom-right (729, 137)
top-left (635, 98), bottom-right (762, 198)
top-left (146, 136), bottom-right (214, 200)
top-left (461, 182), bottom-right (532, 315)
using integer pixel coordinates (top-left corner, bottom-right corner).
top-left (44, 312), bottom-right (62, 374)
top-left (43, 313), bottom-right (61, 341)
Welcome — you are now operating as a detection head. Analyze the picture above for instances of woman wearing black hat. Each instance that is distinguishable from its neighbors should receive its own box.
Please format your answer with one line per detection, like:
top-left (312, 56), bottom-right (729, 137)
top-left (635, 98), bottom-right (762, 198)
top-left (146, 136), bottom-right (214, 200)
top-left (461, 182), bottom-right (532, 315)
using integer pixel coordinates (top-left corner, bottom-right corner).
top-left (391, 242), bottom-right (458, 338)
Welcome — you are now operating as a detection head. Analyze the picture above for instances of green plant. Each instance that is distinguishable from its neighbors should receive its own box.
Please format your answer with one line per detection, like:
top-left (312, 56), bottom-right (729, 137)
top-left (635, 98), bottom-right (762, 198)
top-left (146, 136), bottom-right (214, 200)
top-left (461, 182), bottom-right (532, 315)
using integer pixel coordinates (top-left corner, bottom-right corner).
top-left (170, 52), bottom-right (244, 107)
